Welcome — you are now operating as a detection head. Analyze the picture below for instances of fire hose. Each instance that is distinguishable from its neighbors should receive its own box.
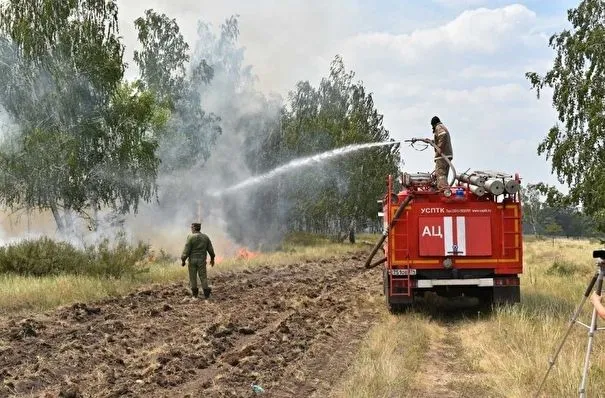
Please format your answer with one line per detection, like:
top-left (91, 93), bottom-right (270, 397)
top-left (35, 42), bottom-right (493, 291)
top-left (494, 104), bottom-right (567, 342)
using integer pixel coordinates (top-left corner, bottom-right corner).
top-left (363, 194), bottom-right (414, 268)
top-left (363, 138), bottom-right (456, 269)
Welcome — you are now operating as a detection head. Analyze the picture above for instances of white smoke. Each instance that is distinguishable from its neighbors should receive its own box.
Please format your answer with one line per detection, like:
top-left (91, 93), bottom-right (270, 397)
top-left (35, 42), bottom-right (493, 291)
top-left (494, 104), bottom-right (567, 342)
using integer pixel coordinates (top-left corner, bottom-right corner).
top-left (123, 16), bottom-right (285, 256)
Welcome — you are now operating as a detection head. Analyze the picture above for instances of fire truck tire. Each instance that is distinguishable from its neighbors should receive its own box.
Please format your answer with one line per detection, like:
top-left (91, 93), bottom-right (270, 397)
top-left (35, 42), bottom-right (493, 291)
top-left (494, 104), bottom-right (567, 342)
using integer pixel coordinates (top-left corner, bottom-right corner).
top-left (388, 303), bottom-right (413, 313)
top-left (493, 286), bottom-right (521, 306)
top-left (475, 289), bottom-right (494, 311)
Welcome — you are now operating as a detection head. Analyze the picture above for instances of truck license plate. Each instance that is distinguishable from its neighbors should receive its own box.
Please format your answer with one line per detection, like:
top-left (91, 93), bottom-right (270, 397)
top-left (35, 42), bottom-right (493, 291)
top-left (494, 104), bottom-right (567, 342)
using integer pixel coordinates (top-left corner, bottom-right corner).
top-left (390, 269), bottom-right (416, 276)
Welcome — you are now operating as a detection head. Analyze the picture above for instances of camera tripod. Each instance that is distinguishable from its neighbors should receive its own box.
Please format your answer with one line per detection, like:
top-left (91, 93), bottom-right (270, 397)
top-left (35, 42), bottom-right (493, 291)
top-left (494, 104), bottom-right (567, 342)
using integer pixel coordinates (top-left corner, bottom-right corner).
top-left (535, 255), bottom-right (605, 398)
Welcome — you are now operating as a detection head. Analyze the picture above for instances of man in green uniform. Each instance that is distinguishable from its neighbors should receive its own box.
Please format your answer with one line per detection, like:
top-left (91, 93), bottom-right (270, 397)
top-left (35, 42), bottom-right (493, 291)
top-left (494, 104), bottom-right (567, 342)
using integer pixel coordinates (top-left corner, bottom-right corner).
top-left (181, 222), bottom-right (215, 299)
top-left (430, 116), bottom-right (454, 190)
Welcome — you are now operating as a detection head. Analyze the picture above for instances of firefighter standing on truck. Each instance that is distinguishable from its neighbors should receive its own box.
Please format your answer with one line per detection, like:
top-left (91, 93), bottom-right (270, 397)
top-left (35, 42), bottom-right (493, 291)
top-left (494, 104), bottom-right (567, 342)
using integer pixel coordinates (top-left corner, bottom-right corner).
top-left (181, 222), bottom-right (215, 299)
top-left (430, 115), bottom-right (453, 190)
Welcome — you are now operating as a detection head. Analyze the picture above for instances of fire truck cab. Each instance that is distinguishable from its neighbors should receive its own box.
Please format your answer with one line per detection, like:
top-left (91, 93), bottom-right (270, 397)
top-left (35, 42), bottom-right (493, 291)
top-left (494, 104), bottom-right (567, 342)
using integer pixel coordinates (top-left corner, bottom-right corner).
top-left (380, 170), bottom-right (523, 312)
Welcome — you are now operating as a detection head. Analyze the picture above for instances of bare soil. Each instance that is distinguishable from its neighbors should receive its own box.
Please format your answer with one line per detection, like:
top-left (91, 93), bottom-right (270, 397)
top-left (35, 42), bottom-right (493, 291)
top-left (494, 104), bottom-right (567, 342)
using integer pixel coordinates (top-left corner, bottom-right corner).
top-left (407, 324), bottom-right (478, 398)
top-left (0, 251), bottom-right (383, 398)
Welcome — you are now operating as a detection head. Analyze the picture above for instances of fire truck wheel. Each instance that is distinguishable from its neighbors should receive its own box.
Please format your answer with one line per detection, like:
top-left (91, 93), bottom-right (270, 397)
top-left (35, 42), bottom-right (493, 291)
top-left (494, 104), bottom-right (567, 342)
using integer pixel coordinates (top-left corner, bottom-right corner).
top-left (475, 289), bottom-right (494, 312)
top-left (388, 302), bottom-right (414, 314)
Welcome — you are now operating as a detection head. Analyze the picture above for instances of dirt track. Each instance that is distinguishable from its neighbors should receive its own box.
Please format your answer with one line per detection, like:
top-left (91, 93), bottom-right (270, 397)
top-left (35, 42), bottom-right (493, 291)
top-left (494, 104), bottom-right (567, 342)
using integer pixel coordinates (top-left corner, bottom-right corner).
top-left (0, 251), bottom-right (383, 398)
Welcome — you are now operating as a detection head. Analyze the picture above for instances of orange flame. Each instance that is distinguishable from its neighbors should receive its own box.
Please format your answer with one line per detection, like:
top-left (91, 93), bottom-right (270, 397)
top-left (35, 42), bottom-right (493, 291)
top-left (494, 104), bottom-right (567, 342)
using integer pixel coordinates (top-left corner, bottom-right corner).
top-left (236, 247), bottom-right (260, 260)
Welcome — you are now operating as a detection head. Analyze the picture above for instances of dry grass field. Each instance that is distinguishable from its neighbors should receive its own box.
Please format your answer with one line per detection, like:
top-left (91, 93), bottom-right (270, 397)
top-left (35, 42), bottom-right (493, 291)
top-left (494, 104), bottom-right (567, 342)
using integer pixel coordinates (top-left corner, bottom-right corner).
top-left (334, 236), bottom-right (605, 398)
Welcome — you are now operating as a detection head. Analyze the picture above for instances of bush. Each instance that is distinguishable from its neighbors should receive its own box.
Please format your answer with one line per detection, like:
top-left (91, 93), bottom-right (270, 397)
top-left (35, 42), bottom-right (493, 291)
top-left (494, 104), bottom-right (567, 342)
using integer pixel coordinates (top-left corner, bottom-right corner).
top-left (545, 259), bottom-right (585, 277)
top-left (0, 237), bottom-right (150, 278)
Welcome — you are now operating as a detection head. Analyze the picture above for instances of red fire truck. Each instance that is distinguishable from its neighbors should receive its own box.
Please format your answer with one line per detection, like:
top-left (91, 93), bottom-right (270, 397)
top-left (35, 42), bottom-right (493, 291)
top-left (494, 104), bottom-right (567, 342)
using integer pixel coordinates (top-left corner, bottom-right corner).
top-left (369, 164), bottom-right (523, 312)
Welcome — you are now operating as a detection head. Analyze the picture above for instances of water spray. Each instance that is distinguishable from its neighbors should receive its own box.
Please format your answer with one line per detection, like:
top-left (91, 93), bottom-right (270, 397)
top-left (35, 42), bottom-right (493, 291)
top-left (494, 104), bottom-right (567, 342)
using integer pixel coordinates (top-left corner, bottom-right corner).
top-left (208, 141), bottom-right (400, 197)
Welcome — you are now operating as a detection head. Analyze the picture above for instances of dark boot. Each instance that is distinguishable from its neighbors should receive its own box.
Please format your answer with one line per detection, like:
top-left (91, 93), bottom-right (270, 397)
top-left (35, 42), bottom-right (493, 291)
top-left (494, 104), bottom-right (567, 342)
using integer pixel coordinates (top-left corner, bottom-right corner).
top-left (191, 287), bottom-right (199, 298)
top-left (203, 287), bottom-right (212, 299)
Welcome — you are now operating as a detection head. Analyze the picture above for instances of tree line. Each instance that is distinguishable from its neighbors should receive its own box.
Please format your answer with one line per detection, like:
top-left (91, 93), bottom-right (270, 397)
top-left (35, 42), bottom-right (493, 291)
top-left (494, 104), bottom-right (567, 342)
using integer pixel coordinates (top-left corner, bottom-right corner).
top-left (521, 183), bottom-right (602, 238)
top-left (224, 55), bottom-right (400, 247)
top-left (0, 1), bottom-right (400, 248)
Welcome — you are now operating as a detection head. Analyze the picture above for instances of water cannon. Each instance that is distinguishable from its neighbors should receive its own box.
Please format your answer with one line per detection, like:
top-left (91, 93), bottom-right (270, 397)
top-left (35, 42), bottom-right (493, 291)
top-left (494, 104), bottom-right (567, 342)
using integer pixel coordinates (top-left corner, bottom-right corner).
top-left (400, 172), bottom-right (433, 188)
top-left (404, 137), bottom-right (457, 189)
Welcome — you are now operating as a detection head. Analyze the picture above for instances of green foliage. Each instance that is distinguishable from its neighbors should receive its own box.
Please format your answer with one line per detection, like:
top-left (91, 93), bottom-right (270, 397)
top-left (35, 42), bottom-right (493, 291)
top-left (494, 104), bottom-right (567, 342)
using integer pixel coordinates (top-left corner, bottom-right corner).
top-left (544, 220), bottom-right (563, 236)
top-left (133, 9), bottom-right (220, 173)
top-left (521, 183), bottom-right (544, 235)
top-left (0, 1), bottom-right (171, 231)
top-left (521, 183), bottom-right (602, 238)
top-left (546, 259), bottom-right (584, 277)
top-left (0, 6), bottom-right (396, 250)
top-left (0, 0), bottom-right (124, 91)
top-left (134, 9), bottom-right (190, 107)
top-left (526, 0), bottom-right (605, 230)
top-left (0, 237), bottom-right (150, 278)
top-left (237, 55), bottom-right (400, 248)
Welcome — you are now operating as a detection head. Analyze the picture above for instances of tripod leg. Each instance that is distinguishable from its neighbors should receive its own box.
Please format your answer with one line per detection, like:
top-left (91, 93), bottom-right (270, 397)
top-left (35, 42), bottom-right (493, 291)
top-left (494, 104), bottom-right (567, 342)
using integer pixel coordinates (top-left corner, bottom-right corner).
top-left (578, 269), bottom-right (604, 398)
top-left (534, 272), bottom-right (599, 398)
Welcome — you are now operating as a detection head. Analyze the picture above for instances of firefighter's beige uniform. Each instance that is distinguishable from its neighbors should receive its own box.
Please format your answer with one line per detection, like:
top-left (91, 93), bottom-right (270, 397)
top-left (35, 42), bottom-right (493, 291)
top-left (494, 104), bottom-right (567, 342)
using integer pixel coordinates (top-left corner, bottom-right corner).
top-left (431, 118), bottom-right (453, 190)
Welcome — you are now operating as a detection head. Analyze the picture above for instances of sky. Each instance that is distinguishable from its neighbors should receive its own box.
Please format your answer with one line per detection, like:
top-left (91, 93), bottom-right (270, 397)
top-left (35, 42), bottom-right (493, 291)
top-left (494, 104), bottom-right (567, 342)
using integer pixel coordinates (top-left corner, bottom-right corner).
top-left (115, 0), bottom-right (580, 190)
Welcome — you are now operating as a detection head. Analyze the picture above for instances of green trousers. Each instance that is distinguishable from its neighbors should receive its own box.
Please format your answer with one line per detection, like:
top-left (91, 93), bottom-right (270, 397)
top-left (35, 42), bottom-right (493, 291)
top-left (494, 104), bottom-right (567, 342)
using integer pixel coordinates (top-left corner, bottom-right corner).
top-left (187, 260), bottom-right (208, 290)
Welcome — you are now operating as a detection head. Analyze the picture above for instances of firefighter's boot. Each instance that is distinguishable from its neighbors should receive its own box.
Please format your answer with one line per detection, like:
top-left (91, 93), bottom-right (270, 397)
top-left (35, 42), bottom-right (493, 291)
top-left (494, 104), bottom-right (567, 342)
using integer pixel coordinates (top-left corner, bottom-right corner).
top-left (191, 287), bottom-right (199, 298)
top-left (203, 287), bottom-right (212, 299)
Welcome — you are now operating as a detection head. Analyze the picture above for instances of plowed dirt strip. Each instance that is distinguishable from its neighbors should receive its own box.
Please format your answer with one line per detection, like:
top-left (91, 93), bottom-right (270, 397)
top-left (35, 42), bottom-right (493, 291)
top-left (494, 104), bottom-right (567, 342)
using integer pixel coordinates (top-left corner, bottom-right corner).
top-left (0, 251), bottom-right (381, 398)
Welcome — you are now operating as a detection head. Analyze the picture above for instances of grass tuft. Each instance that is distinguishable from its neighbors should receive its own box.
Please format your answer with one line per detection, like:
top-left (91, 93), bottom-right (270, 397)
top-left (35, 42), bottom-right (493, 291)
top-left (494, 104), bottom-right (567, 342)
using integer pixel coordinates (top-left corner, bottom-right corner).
top-left (546, 259), bottom-right (587, 277)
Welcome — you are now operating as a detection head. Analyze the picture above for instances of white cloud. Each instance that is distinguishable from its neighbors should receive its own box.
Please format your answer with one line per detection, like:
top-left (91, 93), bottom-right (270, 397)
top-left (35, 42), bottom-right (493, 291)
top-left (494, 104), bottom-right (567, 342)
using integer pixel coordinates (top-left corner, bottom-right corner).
top-left (336, 4), bottom-right (563, 188)
top-left (459, 65), bottom-right (514, 79)
top-left (431, 84), bottom-right (529, 105)
top-left (433, 0), bottom-right (490, 5)
top-left (346, 4), bottom-right (537, 64)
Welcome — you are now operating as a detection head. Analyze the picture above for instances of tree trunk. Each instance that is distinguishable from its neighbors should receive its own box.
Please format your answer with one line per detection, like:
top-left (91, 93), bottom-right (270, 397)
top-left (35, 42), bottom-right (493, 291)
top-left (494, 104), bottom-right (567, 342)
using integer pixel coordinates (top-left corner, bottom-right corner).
top-left (50, 202), bottom-right (65, 233)
top-left (90, 198), bottom-right (99, 232)
top-left (348, 219), bottom-right (356, 244)
top-left (64, 209), bottom-right (75, 234)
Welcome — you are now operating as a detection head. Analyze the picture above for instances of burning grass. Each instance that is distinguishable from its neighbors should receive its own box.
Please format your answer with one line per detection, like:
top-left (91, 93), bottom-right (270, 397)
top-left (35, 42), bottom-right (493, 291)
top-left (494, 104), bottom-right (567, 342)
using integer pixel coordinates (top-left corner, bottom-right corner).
top-left (3, 232), bottom-right (603, 396)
